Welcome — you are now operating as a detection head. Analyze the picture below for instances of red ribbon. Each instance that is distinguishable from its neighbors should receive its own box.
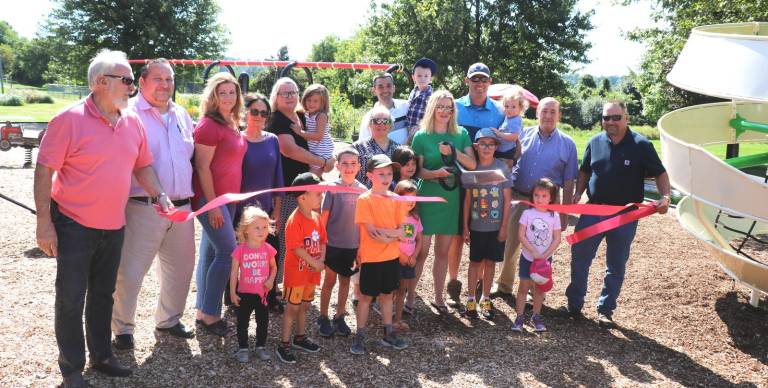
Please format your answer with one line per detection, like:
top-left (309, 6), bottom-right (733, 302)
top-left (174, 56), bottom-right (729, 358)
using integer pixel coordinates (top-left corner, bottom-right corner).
top-left (512, 201), bottom-right (659, 245)
top-left (155, 184), bottom-right (447, 222)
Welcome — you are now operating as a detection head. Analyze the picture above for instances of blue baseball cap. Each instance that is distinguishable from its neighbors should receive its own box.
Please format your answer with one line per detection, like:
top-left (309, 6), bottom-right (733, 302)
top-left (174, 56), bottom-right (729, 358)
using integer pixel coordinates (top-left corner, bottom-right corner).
top-left (413, 58), bottom-right (437, 75)
top-left (466, 62), bottom-right (491, 78)
top-left (474, 128), bottom-right (501, 143)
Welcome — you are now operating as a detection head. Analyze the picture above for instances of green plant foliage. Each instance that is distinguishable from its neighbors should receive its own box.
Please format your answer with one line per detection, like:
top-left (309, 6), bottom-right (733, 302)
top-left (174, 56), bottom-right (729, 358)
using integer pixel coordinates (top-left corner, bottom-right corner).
top-left (0, 94), bottom-right (24, 106)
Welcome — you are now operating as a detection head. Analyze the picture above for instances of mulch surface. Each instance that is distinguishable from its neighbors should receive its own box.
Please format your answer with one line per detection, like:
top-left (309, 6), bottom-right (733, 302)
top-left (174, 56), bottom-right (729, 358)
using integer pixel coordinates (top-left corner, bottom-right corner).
top-left (1, 148), bottom-right (766, 387)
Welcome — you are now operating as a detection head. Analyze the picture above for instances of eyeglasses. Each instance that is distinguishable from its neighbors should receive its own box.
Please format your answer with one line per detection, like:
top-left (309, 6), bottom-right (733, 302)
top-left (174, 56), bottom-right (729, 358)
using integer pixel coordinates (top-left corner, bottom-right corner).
top-left (436, 105), bottom-right (454, 113)
top-left (278, 91), bottom-right (299, 98)
top-left (370, 117), bottom-right (392, 125)
top-left (602, 114), bottom-right (624, 122)
top-left (249, 109), bottom-right (270, 118)
top-left (104, 74), bottom-right (135, 86)
top-left (476, 142), bottom-right (498, 149)
top-left (469, 76), bottom-right (489, 83)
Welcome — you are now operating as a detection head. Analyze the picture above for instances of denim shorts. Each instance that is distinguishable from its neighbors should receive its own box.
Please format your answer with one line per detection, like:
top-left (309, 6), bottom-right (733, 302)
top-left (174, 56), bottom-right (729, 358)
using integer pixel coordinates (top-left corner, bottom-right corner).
top-left (519, 254), bottom-right (552, 280)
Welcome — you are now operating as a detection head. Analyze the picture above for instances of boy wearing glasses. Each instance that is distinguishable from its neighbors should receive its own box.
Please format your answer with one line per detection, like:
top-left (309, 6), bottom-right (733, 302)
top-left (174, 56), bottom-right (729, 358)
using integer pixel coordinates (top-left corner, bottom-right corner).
top-left (462, 128), bottom-right (513, 320)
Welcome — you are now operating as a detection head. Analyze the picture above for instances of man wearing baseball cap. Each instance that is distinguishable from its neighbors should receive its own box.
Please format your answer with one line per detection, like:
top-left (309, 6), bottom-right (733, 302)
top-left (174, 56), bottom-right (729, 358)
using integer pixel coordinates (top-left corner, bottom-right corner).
top-left (446, 63), bottom-right (506, 307)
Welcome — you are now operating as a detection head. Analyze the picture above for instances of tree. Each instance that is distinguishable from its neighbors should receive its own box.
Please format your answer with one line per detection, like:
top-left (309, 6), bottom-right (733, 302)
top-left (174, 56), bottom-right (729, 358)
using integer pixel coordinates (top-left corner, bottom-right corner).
top-left (599, 78), bottom-right (611, 96)
top-left (364, 0), bottom-right (593, 99)
top-left (628, 0), bottom-right (768, 122)
top-left (41, 0), bottom-right (230, 84)
top-left (577, 74), bottom-right (597, 98)
top-left (11, 39), bottom-right (54, 86)
top-left (0, 21), bottom-right (24, 83)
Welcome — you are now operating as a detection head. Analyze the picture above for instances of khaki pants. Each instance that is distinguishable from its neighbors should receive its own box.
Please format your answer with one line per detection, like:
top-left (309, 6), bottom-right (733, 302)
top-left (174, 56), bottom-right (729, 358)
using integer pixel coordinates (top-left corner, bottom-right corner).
top-left (494, 191), bottom-right (530, 293)
top-left (111, 200), bottom-right (195, 335)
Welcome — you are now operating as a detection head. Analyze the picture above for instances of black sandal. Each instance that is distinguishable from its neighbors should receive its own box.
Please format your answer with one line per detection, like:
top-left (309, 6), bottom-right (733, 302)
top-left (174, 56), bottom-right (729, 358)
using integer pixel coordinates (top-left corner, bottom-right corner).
top-left (430, 301), bottom-right (449, 315)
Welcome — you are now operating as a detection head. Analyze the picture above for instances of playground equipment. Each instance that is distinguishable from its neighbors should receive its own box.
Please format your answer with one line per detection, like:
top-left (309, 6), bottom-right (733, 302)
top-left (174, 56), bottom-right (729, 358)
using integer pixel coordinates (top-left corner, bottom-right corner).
top-left (0, 121), bottom-right (46, 167)
top-left (659, 22), bottom-right (768, 306)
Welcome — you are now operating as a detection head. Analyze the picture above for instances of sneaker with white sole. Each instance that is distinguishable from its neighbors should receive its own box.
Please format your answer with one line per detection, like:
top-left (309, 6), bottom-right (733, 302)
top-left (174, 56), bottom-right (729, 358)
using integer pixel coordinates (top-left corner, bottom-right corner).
top-left (276, 344), bottom-right (296, 364)
top-left (235, 348), bottom-right (249, 363)
top-left (531, 314), bottom-right (547, 332)
top-left (511, 315), bottom-right (525, 332)
top-left (254, 346), bottom-right (271, 361)
top-left (292, 336), bottom-right (321, 353)
top-left (381, 332), bottom-right (408, 350)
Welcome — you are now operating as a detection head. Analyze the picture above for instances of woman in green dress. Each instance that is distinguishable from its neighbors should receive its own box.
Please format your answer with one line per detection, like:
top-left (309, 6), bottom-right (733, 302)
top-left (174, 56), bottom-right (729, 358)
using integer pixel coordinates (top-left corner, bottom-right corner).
top-left (411, 90), bottom-right (476, 311)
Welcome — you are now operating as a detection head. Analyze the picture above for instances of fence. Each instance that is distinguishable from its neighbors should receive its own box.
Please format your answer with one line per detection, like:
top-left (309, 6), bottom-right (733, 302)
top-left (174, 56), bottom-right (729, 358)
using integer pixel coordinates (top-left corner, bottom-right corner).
top-left (44, 84), bottom-right (90, 99)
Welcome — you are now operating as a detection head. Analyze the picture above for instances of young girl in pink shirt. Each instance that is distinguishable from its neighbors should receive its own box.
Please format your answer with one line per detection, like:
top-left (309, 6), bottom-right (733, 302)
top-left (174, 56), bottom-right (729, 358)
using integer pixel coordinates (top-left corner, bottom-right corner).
top-left (230, 206), bottom-right (277, 363)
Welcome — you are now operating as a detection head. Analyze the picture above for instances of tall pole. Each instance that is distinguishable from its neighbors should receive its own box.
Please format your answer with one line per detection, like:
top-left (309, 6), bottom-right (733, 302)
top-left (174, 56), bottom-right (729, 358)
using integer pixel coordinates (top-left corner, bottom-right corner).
top-left (0, 56), bottom-right (5, 94)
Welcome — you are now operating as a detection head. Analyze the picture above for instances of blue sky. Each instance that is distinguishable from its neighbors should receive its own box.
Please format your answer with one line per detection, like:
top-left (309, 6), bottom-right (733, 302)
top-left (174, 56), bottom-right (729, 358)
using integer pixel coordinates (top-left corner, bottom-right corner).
top-left (2, 0), bottom-right (657, 76)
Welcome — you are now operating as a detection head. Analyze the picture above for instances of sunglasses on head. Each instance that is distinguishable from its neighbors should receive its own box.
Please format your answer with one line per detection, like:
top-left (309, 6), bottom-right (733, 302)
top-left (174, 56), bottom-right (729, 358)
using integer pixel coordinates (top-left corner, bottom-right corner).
top-left (370, 117), bottom-right (392, 125)
top-left (249, 109), bottom-right (270, 118)
top-left (104, 74), bottom-right (135, 86)
top-left (602, 114), bottom-right (623, 122)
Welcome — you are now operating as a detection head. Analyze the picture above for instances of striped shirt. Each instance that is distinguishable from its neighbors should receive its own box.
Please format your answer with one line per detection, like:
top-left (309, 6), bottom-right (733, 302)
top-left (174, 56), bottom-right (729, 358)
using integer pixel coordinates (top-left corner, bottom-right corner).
top-left (306, 112), bottom-right (334, 160)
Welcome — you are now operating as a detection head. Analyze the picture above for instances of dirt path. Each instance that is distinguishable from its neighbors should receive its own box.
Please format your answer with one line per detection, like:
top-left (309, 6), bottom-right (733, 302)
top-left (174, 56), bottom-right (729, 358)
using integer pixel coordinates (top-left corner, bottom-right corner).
top-left (0, 148), bottom-right (766, 387)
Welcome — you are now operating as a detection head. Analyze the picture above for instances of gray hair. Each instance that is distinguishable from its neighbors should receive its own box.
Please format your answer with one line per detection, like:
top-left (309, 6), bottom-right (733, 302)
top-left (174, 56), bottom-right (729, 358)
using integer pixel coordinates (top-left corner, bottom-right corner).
top-left (87, 49), bottom-right (130, 89)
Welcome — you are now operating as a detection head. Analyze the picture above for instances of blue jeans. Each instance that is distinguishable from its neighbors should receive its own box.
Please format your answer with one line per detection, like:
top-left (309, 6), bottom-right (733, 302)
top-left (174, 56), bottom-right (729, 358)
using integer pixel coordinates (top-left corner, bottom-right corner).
top-left (565, 214), bottom-right (638, 316)
top-left (51, 202), bottom-right (125, 376)
top-left (195, 199), bottom-right (236, 317)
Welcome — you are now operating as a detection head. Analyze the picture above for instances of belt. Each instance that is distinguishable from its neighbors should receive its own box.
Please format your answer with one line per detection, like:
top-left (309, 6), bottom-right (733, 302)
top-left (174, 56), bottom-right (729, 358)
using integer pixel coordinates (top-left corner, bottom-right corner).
top-left (130, 196), bottom-right (190, 207)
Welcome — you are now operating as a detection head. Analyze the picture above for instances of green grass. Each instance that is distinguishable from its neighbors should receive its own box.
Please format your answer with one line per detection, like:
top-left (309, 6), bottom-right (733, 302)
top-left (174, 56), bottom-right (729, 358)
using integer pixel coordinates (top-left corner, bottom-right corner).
top-left (0, 95), bottom-right (80, 122)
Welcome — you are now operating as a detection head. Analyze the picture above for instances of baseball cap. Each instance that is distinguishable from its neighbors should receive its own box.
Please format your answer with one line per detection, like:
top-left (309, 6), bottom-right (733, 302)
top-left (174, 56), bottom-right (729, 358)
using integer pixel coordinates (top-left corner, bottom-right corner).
top-left (413, 57), bottom-right (437, 75)
top-left (530, 259), bottom-right (553, 292)
top-left (290, 172), bottom-right (321, 196)
top-left (366, 154), bottom-right (401, 172)
top-left (466, 62), bottom-right (491, 78)
top-left (474, 127), bottom-right (501, 143)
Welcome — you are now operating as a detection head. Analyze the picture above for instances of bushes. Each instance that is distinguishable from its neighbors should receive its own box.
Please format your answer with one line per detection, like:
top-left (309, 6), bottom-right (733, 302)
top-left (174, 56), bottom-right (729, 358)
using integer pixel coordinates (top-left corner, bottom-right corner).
top-left (175, 93), bottom-right (200, 120)
top-left (23, 91), bottom-right (54, 104)
top-left (0, 94), bottom-right (23, 106)
top-left (329, 93), bottom-right (365, 141)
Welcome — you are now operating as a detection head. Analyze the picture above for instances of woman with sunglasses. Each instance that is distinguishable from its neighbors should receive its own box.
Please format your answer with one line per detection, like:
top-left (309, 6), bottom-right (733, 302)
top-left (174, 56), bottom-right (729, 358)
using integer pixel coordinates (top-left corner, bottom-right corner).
top-left (411, 90), bottom-right (476, 313)
top-left (267, 78), bottom-right (334, 295)
top-left (352, 105), bottom-right (400, 187)
top-left (192, 72), bottom-right (247, 336)
top-left (235, 93), bottom-right (284, 309)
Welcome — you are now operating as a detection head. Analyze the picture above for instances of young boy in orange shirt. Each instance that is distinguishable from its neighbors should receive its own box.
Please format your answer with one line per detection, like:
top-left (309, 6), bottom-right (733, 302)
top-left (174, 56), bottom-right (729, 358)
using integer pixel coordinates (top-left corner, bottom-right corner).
top-left (351, 154), bottom-right (409, 355)
top-left (277, 172), bottom-right (327, 364)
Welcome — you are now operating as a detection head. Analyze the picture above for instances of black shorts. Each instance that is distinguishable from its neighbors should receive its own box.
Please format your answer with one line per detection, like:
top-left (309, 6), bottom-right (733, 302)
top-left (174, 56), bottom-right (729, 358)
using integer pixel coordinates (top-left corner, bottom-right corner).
top-left (324, 246), bottom-right (358, 277)
top-left (494, 148), bottom-right (516, 160)
top-left (400, 264), bottom-right (416, 279)
top-left (469, 230), bottom-right (505, 263)
top-left (360, 258), bottom-right (400, 297)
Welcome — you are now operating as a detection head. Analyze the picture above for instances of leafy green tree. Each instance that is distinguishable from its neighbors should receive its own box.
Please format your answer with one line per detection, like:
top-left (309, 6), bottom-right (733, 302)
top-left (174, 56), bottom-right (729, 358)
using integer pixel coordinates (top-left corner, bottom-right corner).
top-left (10, 39), bottom-right (54, 86)
top-left (599, 77), bottom-right (611, 96)
top-left (364, 0), bottom-right (593, 99)
top-left (627, 0), bottom-right (768, 122)
top-left (577, 74), bottom-right (597, 97)
top-left (41, 0), bottom-right (229, 84)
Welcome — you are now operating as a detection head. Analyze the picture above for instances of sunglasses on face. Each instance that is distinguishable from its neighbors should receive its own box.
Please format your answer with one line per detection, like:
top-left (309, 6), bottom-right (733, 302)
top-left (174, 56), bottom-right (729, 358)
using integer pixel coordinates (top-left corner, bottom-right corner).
top-left (370, 117), bottom-right (392, 125)
top-left (469, 76), bottom-right (489, 83)
top-left (278, 91), bottom-right (299, 98)
top-left (104, 74), bottom-right (135, 86)
top-left (602, 114), bottom-right (624, 122)
top-left (436, 105), bottom-right (454, 113)
top-left (249, 109), bottom-right (270, 118)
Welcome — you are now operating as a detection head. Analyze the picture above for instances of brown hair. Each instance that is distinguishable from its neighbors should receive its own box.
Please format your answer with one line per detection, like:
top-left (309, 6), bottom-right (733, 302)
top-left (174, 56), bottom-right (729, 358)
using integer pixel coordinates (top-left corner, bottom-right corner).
top-left (531, 177), bottom-right (559, 205)
top-left (301, 84), bottom-right (330, 114)
top-left (199, 72), bottom-right (243, 127)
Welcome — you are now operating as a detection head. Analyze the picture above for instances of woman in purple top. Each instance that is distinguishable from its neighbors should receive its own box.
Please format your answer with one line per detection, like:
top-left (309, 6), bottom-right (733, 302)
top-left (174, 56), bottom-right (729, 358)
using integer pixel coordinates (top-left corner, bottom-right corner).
top-left (192, 72), bottom-right (246, 336)
top-left (237, 93), bottom-right (284, 308)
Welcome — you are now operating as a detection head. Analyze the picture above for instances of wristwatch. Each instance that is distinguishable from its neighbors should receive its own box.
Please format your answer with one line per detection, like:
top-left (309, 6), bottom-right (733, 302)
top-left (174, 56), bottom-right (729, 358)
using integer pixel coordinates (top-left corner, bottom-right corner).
top-left (152, 192), bottom-right (168, 204)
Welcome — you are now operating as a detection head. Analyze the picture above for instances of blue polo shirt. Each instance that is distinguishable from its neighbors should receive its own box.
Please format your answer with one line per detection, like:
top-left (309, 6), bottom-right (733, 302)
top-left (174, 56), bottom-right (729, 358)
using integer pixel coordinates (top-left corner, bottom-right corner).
top-left (455, 95), bottom-right (505, 141)
top-left (512, 126), bottom-right (579, 194)
top-left (581, 129), bottom-right (666, 205)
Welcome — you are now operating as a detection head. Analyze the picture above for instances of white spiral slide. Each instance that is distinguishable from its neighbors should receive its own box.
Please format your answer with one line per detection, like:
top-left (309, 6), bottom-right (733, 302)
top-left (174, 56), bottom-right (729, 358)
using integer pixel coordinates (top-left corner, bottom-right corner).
top-left (659, 22), bottom-right (768, 306)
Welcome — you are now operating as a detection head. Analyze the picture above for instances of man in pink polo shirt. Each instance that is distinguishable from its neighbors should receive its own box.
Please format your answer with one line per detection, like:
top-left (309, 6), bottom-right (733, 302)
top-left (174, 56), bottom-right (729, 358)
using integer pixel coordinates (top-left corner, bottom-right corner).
top-left (33, 50), bottom-right (172, 388)
top-left (111, 58), bottom-right (196, 350)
